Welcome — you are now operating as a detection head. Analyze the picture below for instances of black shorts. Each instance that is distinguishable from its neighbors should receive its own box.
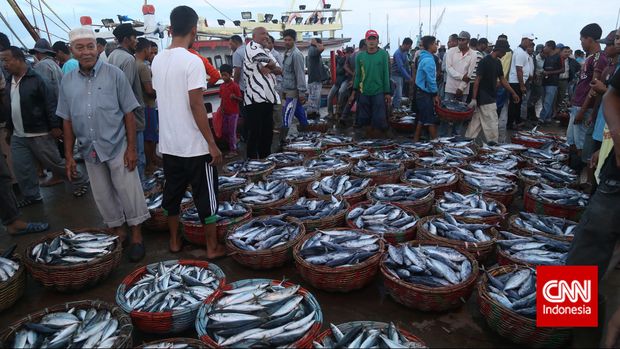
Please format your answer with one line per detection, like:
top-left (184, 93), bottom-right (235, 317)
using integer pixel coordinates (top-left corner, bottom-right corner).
top-left (162, 154), bottom-right (218, 224)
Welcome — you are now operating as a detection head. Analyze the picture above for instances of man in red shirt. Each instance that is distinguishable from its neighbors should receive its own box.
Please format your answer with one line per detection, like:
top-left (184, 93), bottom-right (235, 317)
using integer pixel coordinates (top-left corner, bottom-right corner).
top-left (188, 48), bottom-right (221, 86)
top-left (219, 64), bottom-right (242, 157)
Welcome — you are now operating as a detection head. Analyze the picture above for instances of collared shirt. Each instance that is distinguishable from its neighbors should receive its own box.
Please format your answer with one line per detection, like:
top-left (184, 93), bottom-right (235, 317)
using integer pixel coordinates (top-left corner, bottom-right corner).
top-left (232, 45), bottom-right (246, 92)
top-left (270, 48), bottom-right (284, 92)
top-left (508, 46), bottom-right (530, 84)
top-left (107, 47), bottom-right (145, 131)
top-left (444, 46), bottom-right (477, 94)
top-left (281, 46), bottom-right (307, 94)
top-left (243, 40), bottom-right (281, 105)
top-left (34, 56), bottom-right (62, 97)
top-left (56, 58), bottom-right (140, 164)
top-left (62, 58), bottom-right (79, 74)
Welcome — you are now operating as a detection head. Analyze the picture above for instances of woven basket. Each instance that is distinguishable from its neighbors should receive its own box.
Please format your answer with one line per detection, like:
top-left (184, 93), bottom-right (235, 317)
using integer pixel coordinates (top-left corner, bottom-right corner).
top-left (517, 171), bottom-right (579, 197)
top-left (182, 204), bottom-right (253, 246)
top-left (433, 149), bottom-right (478, 163)
top-left (136, 338), bottom-right (208, 349)
top-left (305, 121), bottom-right (329, 133)
top-left (231, 185), bottom-right (299, 217)
top-left (0, 300), bottom-right (133, 348)
top-left (225, 217), bottom-right (306, 269)
top-left (389, 118), bottom-right (417, 133)
top-left (458, 179), bottom-right (518, 208)
top-left (264, 171), bottom-right (320, 197)
top-left (196, 279), bottom-right (322, 348)
top-left (367, 186), bottom-right (435, 217)
top-left (478, 265), bottom-right (571, 347)
top-left (370, 152), bottom-right (419, 169)
top-left (402, 170), bottom-right (460, 199)
top-left (414, 157), bottom-right (468, 170)
top-left (218, 179), bottom-right (247, 202)
top-left (293, 229), bottom-right (384, 292)
top-left (314, 321), bottom-right (426, 347)
top-left (381, 240), bottom-right (479, 311)
top-left (221, 161), bottom-right (276, 182)
top-left (304, 158), bottom-right (353, 176)
top-left (496, 245), bottom-right (547, 268)
top-left (416, 216), bottom-right (498, 262)
top-left (266, 152), bottom-right (305, 169)
top-left (306, 176), bottom-right (371, 207)
top-left (358, 142), bottom-right (395, 152)
top-left (144, 191), bottom-right (194, 232)
top-left (325, 146), bottom-right (371, 161)
top-left (278, 201), bottom-right (350, 233)
top-left (507, 214), bottom-right (574, 242)
top-left (283, 145), bottom-right (323, 159)
top-left (0, 253), bottom-right (25, 312)
top-left (510, 136), bottom-right (547, 148)
top-left (435, 104), bottom-right (474, 122)
top-left (24, 228), bottom-right (121, 292)
top-left (434, 196), bottom-right (507, 226)
top-left (116, 259), bottom-right (225, 334)
top-left (351, 163), bottom-right (404, 185)
top-left (523, 190), bottom-right (585, 221)
top-left (320, 140), bottom-right (354, 150)
top-left (346, 201), bottom-right (419, 244)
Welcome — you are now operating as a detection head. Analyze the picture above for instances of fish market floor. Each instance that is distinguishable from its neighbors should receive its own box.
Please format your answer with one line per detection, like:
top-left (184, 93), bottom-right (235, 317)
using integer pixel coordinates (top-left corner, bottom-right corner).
top-left (1, 121), bottom-right (617, 348)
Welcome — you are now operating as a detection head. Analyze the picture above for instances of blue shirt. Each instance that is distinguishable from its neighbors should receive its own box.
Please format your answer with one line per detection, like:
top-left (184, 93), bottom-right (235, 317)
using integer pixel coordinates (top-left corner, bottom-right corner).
top-left (61, 58), bottom-right (79, 75)
top-left (593, 63), bottom-right (620, 142)
top-left (56, 58), bottom-right (140, 163)
top-left (415, 50), bottom-right (438, 94)
top-left (392, 48), bottom-right (412, 81)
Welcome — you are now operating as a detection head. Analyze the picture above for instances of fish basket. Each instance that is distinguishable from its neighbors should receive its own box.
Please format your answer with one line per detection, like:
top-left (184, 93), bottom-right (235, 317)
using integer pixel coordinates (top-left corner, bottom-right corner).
top-left (369, 152), bottom-right (419, 169)
top-left (283, 145), bottom-right (323, 159)
top-left (510, 136), bottom-right (547, 149)
top-left (402, 171), bottom-right (460, 199)
top-left (225, 217), bottom-right (306, 269)
top-left (507, 214), bottom-right (574, 242)
top-left (389, 118), bottom-right (417, 133)
top-left (478, 264), bottom-right (571, 347)
top-left (358, 142), bottom-right (395, 152)
top-left (293, 230), bottom-right (385, 292)
top-left (221, 161), bottom-right (276, 182)
top-left (115, 259), bottom-right (226, 334)
top-left (218, 181), bottom-right (248, 202)
top-left (304, 159), bottom-right (353, 176)
top-left (496, 246), bottom-right (540, 268)
top-left (517, 172), bottom-right (579, 197)
top-left (434, 197), bottom-right (507, 226)
top-left (306, 177), bottom-right (370, 207)
top-left (279, 201), bottom-right (350, 233)
top-left (458, 179), bottom-right (518, 208)
top-left (136, 338), bottom-right (208, 348)
top-left (195, 278), bottom-right (323, 348)
top-left (0, 300), bottom-right (133, 348)
top-left (181, 204), bottom-right (253, 246)
top-left (416, 216), bottom-right (498, 262)
top-left (264, 172), bottom-right (321, 197)
top-left (231, 186), bottom-right (299, 217)
top-left (143, 191), bottom-right (194, 232)
top-left (346, 201), bottom-right (419, 245)
top-left (267, 155), bottom-right (305, 169)
top-left (523, 190), bottom-right (585, 221)
top-left (413, 158), bottom-right (469, 170)
top-left (0, 252), bottom-right (25, 312)
top-left (305, 121), bottom-right (330, 133)
top-left (435, 105), bottom-right (474, 122)
top-left (314, 321), bottom-right (427, 347)
top-left (367, 187), bottom-right (435, 217)
top-left (380, 240), bottom-right (479, 311)
top-left (23, 228), bottom-right (121, 292)
top-left (351, 163), bottom-right (405, 186)
top-left (433, 150), bottom-right (478, 163)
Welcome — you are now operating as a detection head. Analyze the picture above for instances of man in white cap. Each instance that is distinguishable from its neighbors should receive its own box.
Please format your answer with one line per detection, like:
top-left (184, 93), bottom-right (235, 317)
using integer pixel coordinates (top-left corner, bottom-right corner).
top-left (507, 33), bottom-right (536, 130)
top-left (57, 27), bottom-right (149, 262)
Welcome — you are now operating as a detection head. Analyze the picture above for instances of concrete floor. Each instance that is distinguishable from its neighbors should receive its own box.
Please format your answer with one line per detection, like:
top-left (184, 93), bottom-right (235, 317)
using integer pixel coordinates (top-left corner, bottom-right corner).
top-left (0, 121), bottom-right (617, 347)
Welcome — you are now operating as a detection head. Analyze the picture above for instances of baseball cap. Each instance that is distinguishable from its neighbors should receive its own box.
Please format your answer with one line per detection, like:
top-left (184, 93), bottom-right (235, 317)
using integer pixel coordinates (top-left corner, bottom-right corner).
top-left (557, 43), bottom-right (565, 49)
top-left (522, 33), bottom-right (537, 40)
top-left (113, 23), bottom-right (144, 41)
top-left (458, 31), bottom-right (471, 40)
top-left (365, 29), bottom-right (379, 40)
top-left (598, 30), bottom-right (617, 45)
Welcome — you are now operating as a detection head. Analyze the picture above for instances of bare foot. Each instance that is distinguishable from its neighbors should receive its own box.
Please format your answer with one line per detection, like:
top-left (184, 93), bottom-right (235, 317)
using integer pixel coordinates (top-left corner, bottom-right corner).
top-left (7, 220), bottom-right (28, 234)
top-left (169, 235), bottom-right (184, 253)
top-left (40, 176), bottom-right (63, 187)
top-left (206, 245), bottom-right (227, 259)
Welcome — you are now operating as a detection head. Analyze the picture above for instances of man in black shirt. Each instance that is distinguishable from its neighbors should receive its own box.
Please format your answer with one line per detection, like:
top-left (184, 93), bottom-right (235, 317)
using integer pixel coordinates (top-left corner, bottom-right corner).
top-left (540, 41), bottom-right (564, 123)
top-left (465, 40), bottom-right (519, 143)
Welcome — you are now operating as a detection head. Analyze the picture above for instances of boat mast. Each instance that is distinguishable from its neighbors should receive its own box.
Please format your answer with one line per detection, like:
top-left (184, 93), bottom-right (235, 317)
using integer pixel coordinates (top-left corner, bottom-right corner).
top-left (6, 0), bottom-right (40, 41)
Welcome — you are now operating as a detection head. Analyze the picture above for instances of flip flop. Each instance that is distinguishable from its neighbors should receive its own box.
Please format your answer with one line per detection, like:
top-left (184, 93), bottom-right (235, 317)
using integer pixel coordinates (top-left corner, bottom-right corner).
top-left (17, 198), bottom-right (43, 209)
top-left (73, 185), bottom-right (89, 198)
top-left (11, 222), bottom-right (49, 235)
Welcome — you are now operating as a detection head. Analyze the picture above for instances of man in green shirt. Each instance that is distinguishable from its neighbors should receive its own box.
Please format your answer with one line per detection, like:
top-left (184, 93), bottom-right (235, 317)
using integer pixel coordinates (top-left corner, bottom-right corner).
top-left (348, 30), bottom-right (391, 137)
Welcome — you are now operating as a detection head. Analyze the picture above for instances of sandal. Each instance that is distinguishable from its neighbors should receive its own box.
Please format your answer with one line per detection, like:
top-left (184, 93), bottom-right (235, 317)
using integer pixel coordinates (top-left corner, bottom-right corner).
top-left (73, 185), bottom-right (89, 198)
top-left (17, 198), bottom-right (43, 209)
top-left (10, 222), bottom-right (49, 235)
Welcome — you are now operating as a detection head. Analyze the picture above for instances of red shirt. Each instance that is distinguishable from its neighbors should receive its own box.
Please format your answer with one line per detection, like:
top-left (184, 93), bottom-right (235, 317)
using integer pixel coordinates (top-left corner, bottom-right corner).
top-left (219, 80), bottom-right (241, 114)
top-left (188, 48), bottom-right (221, 86)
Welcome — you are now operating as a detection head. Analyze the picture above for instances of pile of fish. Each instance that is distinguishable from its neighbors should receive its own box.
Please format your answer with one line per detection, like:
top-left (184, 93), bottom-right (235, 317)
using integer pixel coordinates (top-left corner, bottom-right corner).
top-left (512, 212), bottom-right (577, 237)
top-left (479, 151), bottom-right (523, 165)
top-left (30, 229), bottom-right (117, 265)
top-left (435, 146), bottom-right (476, 160)
top-left (347, 203), bottom-right (418, 234)
top-left (391, 113), bottom-right (416, 124)
top-left (521, 145), bottom-right (568, 164)
top-left (485, 268), bottom-right (537, 318)
top-left (287, 132), bottom-right (322, 143)
top-left (512, 127), bottom-right (552, 144)
top-left (285, 140), bottom-right (322, 151)
top-left (440, 100), bottom-right (471, 113)
top-left (142, 342), bottom-right (201, 349)
top-left (469, 160), bottom-right (519, 175)
top-left (147, 191), bottom-right (192, 210)
top-left (497, 231), bottom-right (569, 265)
top-left (357, 139), bottom-right (394, 149)
top-left (423, 213), bottom-right (494, 243)
top-left (369, 184), bottom-right (433, 203)
top-left (352, 160), bottom-right (401, 174)
top-left (383, 244), bottom-right (473, 287)
top-left (299, 230), bottom-right (380, 267)
top-left (183, 202), bottom-right (249, 224)
top-left (460, 170), bottom-right (516, 193)
top-left (122, 262), bottom-right (221, 312)
top-left (520, 164), bottom-right (577, 186)
top-left (432, 136), bottom-right (474, 148)
top-left (305, 155), bottom-right (350, 173)
top-left (416, 156), bottom-right (466, 168)
top-left (228, 216), bottom-right (302, 251)
top-left (325, 146), bottom-right (370, 160)
top-left (320, 135), bottom-right (352, 146)
top-left (314, 322), bottom-right (427, 349)
top-left (225, 160), bottom-right (273, 175)
top-left (399, 141), bottom-right (434, 154)
top-left (143, 168), bottom-right (165, 193)
top-left (277, 197), bottom-right (346, 221)
top-left (403, 169), bottom-right (457, 187)
top-left (480, 143), bottom-right (527, 153)
top-left (236, 180), bottom-right (294, 205)
top-left (10, 307), bottom-right (122, 349)
top-left (528, 184), bottom-right (589, 207)
top-left (265, 166), bottom-right (317, 182)
top-left (266, 152), bottom-right (304, 166)
top-left (436, 192), bottom-right (503, 220)
top-left (372, 148), bottom-right (417, 162)
top-left (307, 119), bottom-right (327, 125)
top-left (310, 175), bottom-right (372, 197)
top-left (219, 175), bottom-right (247, 190)
top-left (199, 282), bottom-right (317, 347)
top-left (0, 250), bottom-right (19, 282)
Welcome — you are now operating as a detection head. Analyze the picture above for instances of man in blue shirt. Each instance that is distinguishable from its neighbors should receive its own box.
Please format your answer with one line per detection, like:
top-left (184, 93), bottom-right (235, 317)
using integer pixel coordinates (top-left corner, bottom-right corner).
top-left (391, 37), bottom-right (413, 109)
top-left (414, 36), bottom-right (441, 142)
top-left (52, 41), bottom-right (78, 74)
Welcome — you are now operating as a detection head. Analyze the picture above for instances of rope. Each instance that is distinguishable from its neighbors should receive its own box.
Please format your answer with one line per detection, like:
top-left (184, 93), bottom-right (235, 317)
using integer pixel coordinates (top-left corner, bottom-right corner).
top-left (0, 10), bottom-right (28, 48)
top-left (200, 0), bottom-right (239, 26)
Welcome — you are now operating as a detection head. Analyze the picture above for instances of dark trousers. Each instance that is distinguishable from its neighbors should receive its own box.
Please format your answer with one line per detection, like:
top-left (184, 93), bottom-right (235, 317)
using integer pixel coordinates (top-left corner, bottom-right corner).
top-left (245, 102), bottom-right (274, 159)
top-left (508, 83), bottom-right (524, 128)
top-left (0, 153), bottom-right (19, 225)
top-left (566, 180), bottom-right (620, 280)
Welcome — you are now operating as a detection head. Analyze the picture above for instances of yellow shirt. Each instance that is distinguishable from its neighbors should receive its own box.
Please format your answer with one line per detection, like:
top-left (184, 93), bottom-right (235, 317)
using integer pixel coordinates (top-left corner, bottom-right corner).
top-left (596, 123), bottom-right (613, 183)
top-left (500, 51), bottom-right (512, 80)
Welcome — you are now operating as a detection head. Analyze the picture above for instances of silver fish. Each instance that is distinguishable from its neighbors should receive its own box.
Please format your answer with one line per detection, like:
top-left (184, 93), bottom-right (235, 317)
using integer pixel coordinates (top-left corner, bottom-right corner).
top-left (285, 140), bottom-right (322, 150)
top-left (143, 168), bottom-right (166, 193)
top-left (320, 135), bottom-right (353, 146)
top-left (357, 139), bottom-right (394, 149)
top-left (399, 141), bottom-right (434, 153)
top-left (225, 160), bottom-right (273, 175)
top-left (402, 168), bottom-right (457, 187)
top-left (311, 175), bottom-right (372, 197)
top-left (0, 256), bottom-right (19, 282)
top-left (370, 184), bottom-right (432, 203)
top-left (372, 148), bottom-right (417, 161)
top-left (266, 152), bottom-right (304, 166)
top-left (218, 175), bottom-right (248, 190)
top-left (431, 136), bottom-right (474, 147)
top-left (513, 212), bottom-right (577, 237)
top-left (265, 166), bottom-right (318, 182)
top-left (277, 197), bottom-right (346, 221)
top-left (228, 216), bottom-right (302, 251)
top-left (434, 146), bottom-right (476, 160)
top-left (485, 268), bottom-right (537, 318)
top-left (286, 132), bottom-right (323, 143)
top-left (325, 146), bottom-right (370, 160)
top-left (236, 180), bottom-right (295, 205)
top-left (480, 143), bottom-right (527, 153)
top-left (30, 230), bottom-right (117, 265)
top-left (437, 192), bottom-right (502, 220)
top-left (300, 230), bottom-right (380, 267)
top-left (520, 164), bottom-right (577, 187)
top-left (353, 160), bottom-right (401, 174)
top-left (460, 169), bottom-right (517, 193)
top-left (416, 156), bottom-right (466, 168)
top-left (391, 113), bottom-right (417, 124)
top-left (315, 322), bottom-right (427, 348)
top-left (305, 155), bottom-right (350, 173)
top-left (347, 202), bottom-right (418, 235)
top-left (424, 213), bottom-right (494, 243)
top-left (497, 231), bottom-right (569, 265)
top-left (528, 184), bottom-right (589, 207)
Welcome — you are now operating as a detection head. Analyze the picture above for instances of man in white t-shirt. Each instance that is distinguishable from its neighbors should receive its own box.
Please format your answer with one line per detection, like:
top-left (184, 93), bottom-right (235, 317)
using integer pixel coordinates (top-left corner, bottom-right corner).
top-left (507, 33), bottom-right (536, 130)
top-left (151, 5), bottom-right (225, 258)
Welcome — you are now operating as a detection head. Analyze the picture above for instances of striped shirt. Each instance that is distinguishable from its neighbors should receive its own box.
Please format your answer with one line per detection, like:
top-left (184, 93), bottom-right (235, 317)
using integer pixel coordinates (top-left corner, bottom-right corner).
top-left (243, 40), bottom-right (281, 105)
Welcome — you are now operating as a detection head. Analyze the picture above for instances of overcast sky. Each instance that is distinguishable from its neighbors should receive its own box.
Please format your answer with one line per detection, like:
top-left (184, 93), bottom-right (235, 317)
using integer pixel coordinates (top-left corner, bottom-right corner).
top-left (1, 0), bottom-right (618, 53)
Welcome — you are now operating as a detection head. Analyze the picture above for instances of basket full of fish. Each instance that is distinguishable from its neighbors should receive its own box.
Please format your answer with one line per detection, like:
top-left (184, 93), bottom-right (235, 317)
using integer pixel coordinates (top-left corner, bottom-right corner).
top-left (144, 190), bottom-right (193, 232)
top-left (283, 140), bottom-right (323, 158)
top-left (434, 146), bottom-right (478, 163)
top-left (435, 192), bottom-right (506, 225)
top-left (351, 160), bottom-right (404, 185)
top-left (305, 118), bottom-right (330, 132)
top-left (264, 166), bottom-right (320, 196)
top-left (24, 228), bottom-right (121, 292)
top-left (0, 300), bottom-right (133, 348)
top-left (508, 212), bottom-right (576, 242)
top-left (116, 260), bottom-right (225, 334)
top-left (325, 145), bottom-right (370, 160)
top-left (381, 241), bottom-right (479, 311)
top-left (266, 152), bottom-right (305, 168)
top-left (346, 201), bottom-right (419, 244)
top-left (226, 215), bottom-right (306, 269)
top-left (399, 141), bottom-right (435, 157)
top-left (367, 184), bottom-right (435, 217)
top-left (319, 134), bottom-right (353, 149)
top-left (478, 265), bottom-right (571, 347)
top-left (478, 143), bottom-right (527, 155)
top-left (314, 321), bottom-right (427, 348)
top-left (496, 231), bottom-right (569, 267)
top-left (518, 164), bottom-right (578, 192)
top-left (521, 145), bottom-right (569, 165)
top-left (143, 168), bottom-right (166, 196)
top-left (293, 229), bottom-right (385, 292)
top-left (431, 136), bottom-right (476, 149)
top-left (222, 160), bottom-right (276, 182)
top-left (416, 214), bottom-right (498, 261)
top-left (370, 148), bottom-right (419, 169)
top-left (136, 338), bottom-right (208, 349)
top-left (276, 197), bottom-right (349, 232)
top-left (195, 279), bottom-right (323, 348)
top-left (181, 202), bottom-right (252, 245)
top-left (458, 169), bottom-right (518, 208)
top-left (510, 127), bottom-right (555, 148)
top-left (0, 247), bottom-right (25, 312)
top-left (357, 139), bottom-right (395, 151)
top-left (524, 184), bottom-right (589, 220)
top-left (435, 100), bottom-right (474, 122)
top-left (304, 155), bottom-right (353, 176)
top-left (401, 168), bottom-right (459, 198)
top-left (218, 175), bottom-right (248, 202)
top-left (308, 175), bottom-right (372, 205)
top-left (389, 113), bottom-right (417, 132)
top-left (415, 155), bottom-right (467, 169)
top-left (231, 180), bottom-right (299, 216)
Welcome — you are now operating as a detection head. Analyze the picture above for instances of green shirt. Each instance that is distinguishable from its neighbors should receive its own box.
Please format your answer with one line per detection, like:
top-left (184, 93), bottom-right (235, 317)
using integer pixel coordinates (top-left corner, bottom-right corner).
top-left (354, 49), bottom-right (391, 96)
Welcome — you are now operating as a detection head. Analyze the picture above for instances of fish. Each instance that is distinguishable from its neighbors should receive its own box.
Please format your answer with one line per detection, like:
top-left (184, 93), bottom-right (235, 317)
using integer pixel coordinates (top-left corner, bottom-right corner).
top-left (513, 212), bottom-right (577, 237)
top-left (305, 155), bottom-right (350, 174)
top-left (146, 191), bottom-right (191, 210)
top-left (277, 197), bottom-right (346, 221)
top-left (440, 100), bottom-right (471, 112)
top-left (416, 156), bottom-right (466, 168)
top-left (424, 213), bottom-right (495, 243)
top-left (0, 255), bottom-right (19, 282)
top-left (199, 281), bottom-right (317, 347)
top-left (497, 231), bottom-right (569, 265)
top-left (143, 168), bottom-right (166, 193)
top-left (314, 322), bottom-right (427, 348)
top-left (528, 184), bottom-right (589, 207)
top-left (320, 135), bottom-right (353, 146)
top-left (183, 202), bottom-right (249, 225)
top-left (218, 175), bottom-right (248, 190)
top-left (480, 143), bottom-right (527, 153)
top-left (484, 268), bottom-right (537, 318)
top-left (402, 168), bottom-right (457, 187)
top-left (391, 114), bottom-right (417, 124)
top-left (310, 175), bottom-right (372, 197)
top-left (265, 166), bottom-right (318, 182)
top-left (143, 342), bottom-right (199, 349)
top-left (266, 152), bottom-right (304, 167)
top-left (434, 146), bottom-right (476, 160)
top-left (227, 216), bottom-right (302, 251)
top-left (285, 140), bottom-right (323, 150)
top-left (236, 180), bottom-right (295, 205)
top-left (512, 127), bottom-right (553, 144)
top-left (30, 229), bottom-right (117, 265)
top-left (399, 141), bottom-right (434, 153)
top-left (346, 202), bottom-right (418, 235)
top-left (299, 230), bottom-right (380, 267)
top-left (383, 244), bottom-right (473, 287)
top-left (357, 139), bottom-right (395, 149)
top-left (459, 169), bottom-right (517, 193)
top-left (519, 164), bottom-right (577, 187)
top-left (521, 143), bottom-right (568, 164)
top-left (372, 148), bottom-right (417, 162)
top-left (437, 192), bottom-right (503, 220)
top-left (353, 160), bottom-right (401, 174)
top-left (225, 160), bottom-right (273, 175)
top-left (369, 184), bottom-right (433, 203)
top-left (479, 151), bottom-right (523, 165)
top-left (431, 136), bottom-right (474, 148)
top-left (286, 132), bottom-right (323, 143)
top-left (325, 146), bottom-right (370, 160)
top-left (468, 161), bottom-right (519, 176)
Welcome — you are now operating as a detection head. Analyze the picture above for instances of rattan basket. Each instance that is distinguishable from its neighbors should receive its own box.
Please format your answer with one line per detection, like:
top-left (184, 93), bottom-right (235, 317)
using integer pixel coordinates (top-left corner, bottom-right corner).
top-left (0, 252), bottom-right (25, 312)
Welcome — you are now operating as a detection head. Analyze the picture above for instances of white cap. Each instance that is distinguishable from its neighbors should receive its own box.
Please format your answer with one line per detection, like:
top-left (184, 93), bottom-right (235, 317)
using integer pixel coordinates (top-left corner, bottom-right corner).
top-left (522, 33), bottom-right (537, 40)
top-left (69, 27), bottom-right (96, 42)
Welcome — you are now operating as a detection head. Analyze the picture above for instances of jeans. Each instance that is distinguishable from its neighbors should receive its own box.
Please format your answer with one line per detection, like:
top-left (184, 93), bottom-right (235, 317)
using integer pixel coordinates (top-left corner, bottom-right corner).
top-left (508, 83), bottom-right (524, 127)
top-left (327, 81), bottom-right (347, 115)
top-left (356, 94), bottom-right (388, 130)
top-left (306, 82), bottom-right (322, 114)
top-left (136, 131), bottom-right (146, 182)
top-left (0, 153), bottom-right (19, 225)
top-left (439, 92), bottom-right (466, 136)
top-left (245, 102), bottom-right (274, 159)
top-left (540, 85), bottom-right (558, 122)
top-left (392, 76), bottom-right (404, 109)
top-left (566, 106), bottom-right (591, 150)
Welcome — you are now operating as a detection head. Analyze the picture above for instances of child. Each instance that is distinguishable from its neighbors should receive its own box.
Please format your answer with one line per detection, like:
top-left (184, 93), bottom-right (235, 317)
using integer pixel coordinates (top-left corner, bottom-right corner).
top-left (219, 64), bottom-right (242, 158)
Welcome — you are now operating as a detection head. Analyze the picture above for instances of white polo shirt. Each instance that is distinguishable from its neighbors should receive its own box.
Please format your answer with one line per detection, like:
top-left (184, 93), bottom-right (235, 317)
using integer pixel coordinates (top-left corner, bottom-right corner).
top-left (508, 46), bottom-right (530, 84)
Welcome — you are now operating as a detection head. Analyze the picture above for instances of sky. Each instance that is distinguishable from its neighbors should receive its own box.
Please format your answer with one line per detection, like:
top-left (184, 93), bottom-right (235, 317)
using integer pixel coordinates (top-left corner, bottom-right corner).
top-left (0, 0), bottom-right (618, 53)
